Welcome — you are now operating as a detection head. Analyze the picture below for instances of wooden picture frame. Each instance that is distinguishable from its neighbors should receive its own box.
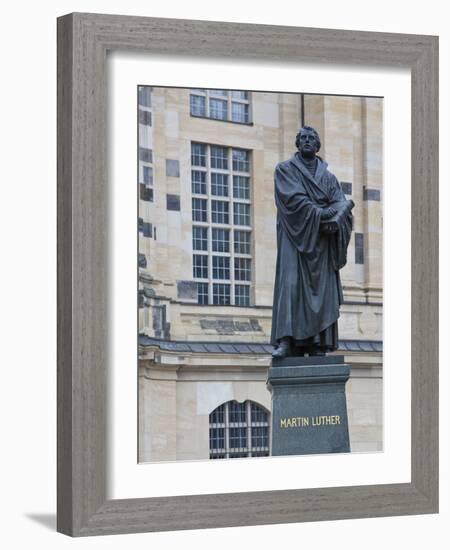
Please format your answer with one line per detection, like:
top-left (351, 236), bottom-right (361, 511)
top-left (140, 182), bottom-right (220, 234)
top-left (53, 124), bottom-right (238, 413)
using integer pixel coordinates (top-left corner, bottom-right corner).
top-left (57, 12), bottom-right (438, 536)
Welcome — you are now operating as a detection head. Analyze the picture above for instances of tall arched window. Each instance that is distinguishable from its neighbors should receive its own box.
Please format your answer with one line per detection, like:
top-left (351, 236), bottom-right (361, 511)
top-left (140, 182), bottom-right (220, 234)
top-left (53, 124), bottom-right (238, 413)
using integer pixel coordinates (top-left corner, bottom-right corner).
top-left (209, 400), bottom-right (269, 459)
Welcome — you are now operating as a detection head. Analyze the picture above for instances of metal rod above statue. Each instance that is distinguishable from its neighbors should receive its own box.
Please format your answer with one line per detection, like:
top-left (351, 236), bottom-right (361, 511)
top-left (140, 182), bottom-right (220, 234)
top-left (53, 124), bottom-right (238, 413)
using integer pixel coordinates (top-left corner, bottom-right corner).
top-left (271, 126), bottom-right (354, 359)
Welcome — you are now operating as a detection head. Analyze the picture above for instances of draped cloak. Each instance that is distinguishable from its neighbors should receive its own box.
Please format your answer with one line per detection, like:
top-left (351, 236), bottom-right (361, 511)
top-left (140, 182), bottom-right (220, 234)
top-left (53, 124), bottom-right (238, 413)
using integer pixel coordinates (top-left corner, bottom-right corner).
top-left (270, 154), bottom-right (353, 349)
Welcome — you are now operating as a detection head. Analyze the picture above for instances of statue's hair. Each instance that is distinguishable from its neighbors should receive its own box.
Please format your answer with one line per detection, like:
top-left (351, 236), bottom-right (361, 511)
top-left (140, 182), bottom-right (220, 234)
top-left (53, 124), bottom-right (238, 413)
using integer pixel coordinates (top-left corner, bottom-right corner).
top-left (295, 125), bottom-right (321, 152)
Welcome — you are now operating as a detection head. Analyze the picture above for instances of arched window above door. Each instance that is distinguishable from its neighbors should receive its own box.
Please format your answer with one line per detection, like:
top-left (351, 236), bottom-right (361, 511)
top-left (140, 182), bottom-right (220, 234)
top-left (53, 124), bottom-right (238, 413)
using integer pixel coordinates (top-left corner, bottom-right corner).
top-left (209, 400), bottom-right (269, 459)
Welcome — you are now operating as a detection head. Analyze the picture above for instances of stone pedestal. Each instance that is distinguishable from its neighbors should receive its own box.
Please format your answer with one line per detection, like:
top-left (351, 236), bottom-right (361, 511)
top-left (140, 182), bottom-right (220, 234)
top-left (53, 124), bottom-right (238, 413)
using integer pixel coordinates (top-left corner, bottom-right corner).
top-left (267, 356), bottom-right (351, 456)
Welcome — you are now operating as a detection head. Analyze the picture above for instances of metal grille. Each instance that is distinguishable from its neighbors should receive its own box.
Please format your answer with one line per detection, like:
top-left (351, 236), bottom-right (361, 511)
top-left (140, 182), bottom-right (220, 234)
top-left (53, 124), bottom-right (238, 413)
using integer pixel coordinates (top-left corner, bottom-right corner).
top-left (209, 400), bottom-right (270, 459)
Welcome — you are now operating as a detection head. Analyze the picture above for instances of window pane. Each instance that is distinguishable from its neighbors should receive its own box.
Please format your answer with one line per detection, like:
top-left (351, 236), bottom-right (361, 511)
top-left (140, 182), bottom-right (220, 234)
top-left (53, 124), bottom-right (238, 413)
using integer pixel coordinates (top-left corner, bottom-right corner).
top-left (191, 143), bottom-right (207, 167)
top-left (190, 94), bottom-right (206, 116)
top-left (231, 102), bottom-right (249, 123)
top-left (138, 86), bottom-right (152, 107)
top-left (212, 283), bottom-right (230, 305)
top-left (232, 149), bottom-right (250, 172)
top-left (210, 404), bottom-right (225, 424)
top-left (192, 170), bottom-right (207, 194)
top-left (139, 147), bottom-right (153, 163)
top-left (229, 401), bottom-right (247, 423)
top-left (251, 403), bottom-right (268, 423)
top-left (233, 176), bottom-right (250, 200)
top-left (234, 230), bottom-right (251, 254)
top-left (209, 401), bottom-right (269, 460)
top-left (192, 198), bottom-right (207, 222)
top-left (251, 426), bottom-right (269, 449)
top-left (209, 89), bottom-right (228, 97)
top-left (139, 109), bottom-right (152, 126)
top-left (209, 98), bottom-right (227, 120)
top-left (211, 173), bottom-right (229, 197)
top-left (231, 90), bottom-right (248, 100)
top-left (233, 203), bottom-right (250, 226)
top-left (229, 427), bottom-right (247, 450)
top-left (212, 228), bottom-right (230, 252)
top-left (142, 166), bottom-right (153, 185)
top-left (235, 284), bottom-right (250, 306)
top-left (210, 146), bottom-right (228, 169)
top-left (211, 200), bottom-right (229, 224)
top-left (209, 427), bottom-right (225, 449)
top-left (197, 282), bottom-right (209, 304)
top-left (140, 184), bottom-right (153, 202)
top-left (193, 226), bottom-right (208, 251)
top-left (212, 256), bottom-right (230, 280)
top-left (234, 257), bottom-right (251, 281)
top-left (193, 254), bottom-right (208, 279)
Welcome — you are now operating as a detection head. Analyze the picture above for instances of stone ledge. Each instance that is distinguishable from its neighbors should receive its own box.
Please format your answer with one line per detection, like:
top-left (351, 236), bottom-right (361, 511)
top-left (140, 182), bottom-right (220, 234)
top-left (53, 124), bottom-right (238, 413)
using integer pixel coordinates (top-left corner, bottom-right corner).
top-left (139, 334), bottom-right (382, 354)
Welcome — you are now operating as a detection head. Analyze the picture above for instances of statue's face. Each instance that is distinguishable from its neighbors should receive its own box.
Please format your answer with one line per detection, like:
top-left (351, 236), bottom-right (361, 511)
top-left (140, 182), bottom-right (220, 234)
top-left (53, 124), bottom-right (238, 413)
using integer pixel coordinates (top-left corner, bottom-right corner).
top-left (298, 130), bottom-right (319, 157)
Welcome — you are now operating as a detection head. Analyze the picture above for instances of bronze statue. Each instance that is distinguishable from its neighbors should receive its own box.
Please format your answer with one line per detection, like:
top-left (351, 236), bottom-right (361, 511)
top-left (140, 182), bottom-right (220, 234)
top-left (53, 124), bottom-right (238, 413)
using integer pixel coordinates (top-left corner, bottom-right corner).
top-left (271, 126), bottom-right (354, 359)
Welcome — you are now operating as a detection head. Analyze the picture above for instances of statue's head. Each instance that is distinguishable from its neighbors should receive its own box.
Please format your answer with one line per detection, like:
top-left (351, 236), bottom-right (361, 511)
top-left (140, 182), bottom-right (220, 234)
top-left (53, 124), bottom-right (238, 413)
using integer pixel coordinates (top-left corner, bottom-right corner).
top-left (295, 126), bottom-right (321, 158)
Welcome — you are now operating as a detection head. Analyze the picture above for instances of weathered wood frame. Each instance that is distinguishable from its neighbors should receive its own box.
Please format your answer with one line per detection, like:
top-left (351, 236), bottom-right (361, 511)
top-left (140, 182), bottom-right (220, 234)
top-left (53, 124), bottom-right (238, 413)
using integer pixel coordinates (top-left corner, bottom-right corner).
top-left (57, 12), bottom-right (438, 536)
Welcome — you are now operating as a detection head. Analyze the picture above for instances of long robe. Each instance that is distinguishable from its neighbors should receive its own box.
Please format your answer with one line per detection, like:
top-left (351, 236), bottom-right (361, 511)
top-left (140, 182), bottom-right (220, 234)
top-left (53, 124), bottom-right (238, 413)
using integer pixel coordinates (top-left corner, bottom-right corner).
top-left (270, 153), bottom-right (353, 350)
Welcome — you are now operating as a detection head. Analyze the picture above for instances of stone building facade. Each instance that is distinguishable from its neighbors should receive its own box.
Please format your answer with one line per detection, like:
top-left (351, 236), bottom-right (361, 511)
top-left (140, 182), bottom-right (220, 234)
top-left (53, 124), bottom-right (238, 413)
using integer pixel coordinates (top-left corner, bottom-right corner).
top-left (138, 86), bottom-right (383, 463)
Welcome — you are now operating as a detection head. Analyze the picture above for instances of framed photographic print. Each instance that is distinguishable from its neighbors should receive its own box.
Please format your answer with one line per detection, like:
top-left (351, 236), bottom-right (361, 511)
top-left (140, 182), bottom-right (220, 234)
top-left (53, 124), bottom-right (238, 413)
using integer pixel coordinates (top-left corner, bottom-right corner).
top-left (57, 12), bottom-right (438, 536)
top-left (136, 85), bottom-right (384, 465)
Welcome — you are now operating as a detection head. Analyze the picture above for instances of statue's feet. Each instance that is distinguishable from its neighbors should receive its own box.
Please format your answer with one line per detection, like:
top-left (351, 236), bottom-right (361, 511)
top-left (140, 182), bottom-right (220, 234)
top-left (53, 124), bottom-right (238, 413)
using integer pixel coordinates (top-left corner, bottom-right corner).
top-left (308, 346), bottom-right (332, 357)
top-left (308, 347), bottom-right (326, 356)
top-left (272, 346), bottom-right (288, 358)
top-left (272, 338), bottom-right (291, 358)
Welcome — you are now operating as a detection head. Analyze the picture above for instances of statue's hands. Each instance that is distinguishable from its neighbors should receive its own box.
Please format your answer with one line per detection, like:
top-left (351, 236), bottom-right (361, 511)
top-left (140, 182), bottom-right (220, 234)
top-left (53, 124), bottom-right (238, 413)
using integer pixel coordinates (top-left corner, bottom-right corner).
top-left (321, 222), bottom-right (338, 234)
top-left (320, 206), bottom-right (337, 220)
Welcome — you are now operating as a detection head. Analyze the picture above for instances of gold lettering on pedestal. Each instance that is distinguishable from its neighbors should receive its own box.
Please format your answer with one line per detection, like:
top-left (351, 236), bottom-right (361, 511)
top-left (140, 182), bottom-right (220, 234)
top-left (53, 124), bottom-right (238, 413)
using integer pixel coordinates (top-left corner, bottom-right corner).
top-left (280, 415), bottom-right (341, 428)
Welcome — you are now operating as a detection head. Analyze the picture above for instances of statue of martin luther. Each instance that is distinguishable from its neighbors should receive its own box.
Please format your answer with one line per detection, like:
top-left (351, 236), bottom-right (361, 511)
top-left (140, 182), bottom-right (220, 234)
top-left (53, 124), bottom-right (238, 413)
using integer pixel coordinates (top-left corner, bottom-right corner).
top-left (271, 126), bottom-right (354, 359)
